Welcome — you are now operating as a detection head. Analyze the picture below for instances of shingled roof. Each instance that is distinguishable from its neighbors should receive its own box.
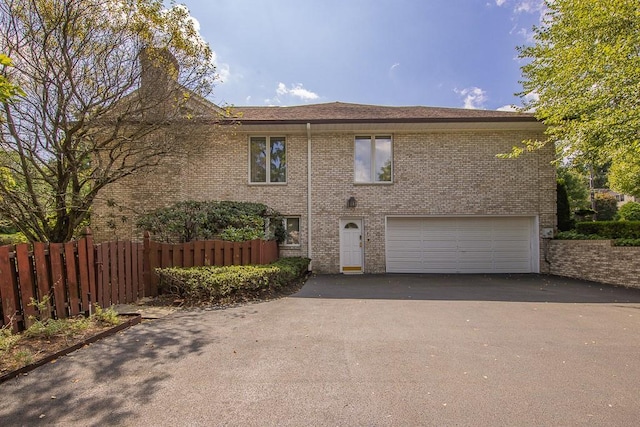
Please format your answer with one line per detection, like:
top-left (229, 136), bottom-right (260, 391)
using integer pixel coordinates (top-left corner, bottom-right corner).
top-left (230, 102), bottom-right (536, 124)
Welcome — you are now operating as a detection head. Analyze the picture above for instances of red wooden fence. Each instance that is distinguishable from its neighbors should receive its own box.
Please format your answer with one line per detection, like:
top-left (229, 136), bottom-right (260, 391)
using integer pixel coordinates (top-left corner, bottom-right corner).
top-left (143, 234), bottom-right (279, 292)
top-left (0, 230), bottom-right (279, 332)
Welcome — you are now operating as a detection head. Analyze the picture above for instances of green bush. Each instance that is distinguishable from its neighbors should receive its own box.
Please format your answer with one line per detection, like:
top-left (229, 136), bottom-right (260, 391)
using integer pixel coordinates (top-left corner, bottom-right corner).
top-left (0, 232), bottom-right (28, 246)
top-left (136, 201), bottom-right (285, 243)
top-left (594, 192), bottom-right (618, 221)
top-left (618, 202), bottom-right (640, 221)
top-left (575, 221), bottom-right (640, 239)
top-left (156, 257), bottom-right (310, 302)
top-left (555, 230), bottom-right (604, 240)
top-left (614, 238), bottom-right (640, 247)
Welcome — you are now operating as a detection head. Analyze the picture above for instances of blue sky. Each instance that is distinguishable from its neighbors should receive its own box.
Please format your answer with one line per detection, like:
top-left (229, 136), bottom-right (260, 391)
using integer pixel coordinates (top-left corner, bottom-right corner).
top-left (179, 0), bottom-right (546, 110)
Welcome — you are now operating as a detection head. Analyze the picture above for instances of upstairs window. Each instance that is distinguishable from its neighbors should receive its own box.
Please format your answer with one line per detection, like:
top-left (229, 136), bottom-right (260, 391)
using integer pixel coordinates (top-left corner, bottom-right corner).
top-left (354, 135), bottom-right (392, 183)
top-left (250, 137), bottom-right (286, 183)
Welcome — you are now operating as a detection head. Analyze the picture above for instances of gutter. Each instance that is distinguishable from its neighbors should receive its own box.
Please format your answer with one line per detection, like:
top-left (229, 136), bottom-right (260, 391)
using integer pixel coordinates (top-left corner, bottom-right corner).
top-left (307, 122), bottom-right (313, 271)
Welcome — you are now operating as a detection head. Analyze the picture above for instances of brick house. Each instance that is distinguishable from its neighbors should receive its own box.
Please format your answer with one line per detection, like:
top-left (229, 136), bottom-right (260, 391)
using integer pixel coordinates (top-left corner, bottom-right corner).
top-left (93, 97), bottom-right (555, 274)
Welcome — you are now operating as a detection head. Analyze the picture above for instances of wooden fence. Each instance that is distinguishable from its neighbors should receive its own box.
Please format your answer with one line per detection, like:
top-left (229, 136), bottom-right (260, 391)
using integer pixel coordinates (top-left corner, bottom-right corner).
top-left (0, 230), bottom-right (279, 332)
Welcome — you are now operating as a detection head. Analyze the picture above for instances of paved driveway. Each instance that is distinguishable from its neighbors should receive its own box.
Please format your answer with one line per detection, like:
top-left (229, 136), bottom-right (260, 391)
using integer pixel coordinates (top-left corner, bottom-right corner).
top-left (2, 274), bottom-right (640, 426)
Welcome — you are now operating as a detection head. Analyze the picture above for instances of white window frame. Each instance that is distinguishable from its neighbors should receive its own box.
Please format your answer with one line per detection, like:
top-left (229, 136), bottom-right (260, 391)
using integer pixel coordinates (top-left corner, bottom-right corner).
top-left (282, 217), bottom-right (301, 247)
top-left (248, 136), bottom-right (287, 184)
top-left (354, 135), bottom-right (393, 184)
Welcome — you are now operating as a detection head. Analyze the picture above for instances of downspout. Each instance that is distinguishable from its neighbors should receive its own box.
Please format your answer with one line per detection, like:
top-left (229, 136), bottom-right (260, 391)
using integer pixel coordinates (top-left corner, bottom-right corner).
top-left (307, 122), bottom-right (313, 271)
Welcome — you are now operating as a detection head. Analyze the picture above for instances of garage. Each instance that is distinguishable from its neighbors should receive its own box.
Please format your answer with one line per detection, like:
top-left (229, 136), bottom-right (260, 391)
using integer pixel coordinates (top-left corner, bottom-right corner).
top-left (385, 216), bottom-right (537, 273)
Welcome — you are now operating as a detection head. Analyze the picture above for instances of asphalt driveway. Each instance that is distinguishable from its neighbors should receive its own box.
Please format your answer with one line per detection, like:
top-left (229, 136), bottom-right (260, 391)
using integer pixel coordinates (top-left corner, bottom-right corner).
top-left (1, 274), bottom-right (640, 426)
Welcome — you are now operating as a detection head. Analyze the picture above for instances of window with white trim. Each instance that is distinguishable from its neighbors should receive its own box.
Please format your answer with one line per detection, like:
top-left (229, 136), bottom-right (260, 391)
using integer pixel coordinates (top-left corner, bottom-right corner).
top-left (283, 217), bottom-right (300, 246)
top-left (354, 135), bottom-right (392, 183)
top-left (249, 136), bottom-right (286, 183)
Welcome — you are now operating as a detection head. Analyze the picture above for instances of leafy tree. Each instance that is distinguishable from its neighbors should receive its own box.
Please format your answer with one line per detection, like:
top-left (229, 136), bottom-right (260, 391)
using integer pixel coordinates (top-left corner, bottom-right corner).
top-left (609, 157), bottom-right (640, 198)
top-left (516, 0), bottom-right (640, 195)
top-left (0, 0), bottom-right (218, 242)
top-left (594, 193), bottom-right (618, 221)
top-left (378, 159), bottom-right (392, 182)
top-left (556, 179), bottom-right (573, 231)
top-left (556, 165), bottom-right (589, 211)
top-left (0, 54), bottom-right (23, 104)
top-left (617, 202), bottom-right (640, 222)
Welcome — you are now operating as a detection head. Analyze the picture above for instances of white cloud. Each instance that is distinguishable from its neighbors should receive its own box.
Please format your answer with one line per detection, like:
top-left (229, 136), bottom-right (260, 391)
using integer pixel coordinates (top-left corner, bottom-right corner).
top-left (497, 104), bottom-right (519, 111)
top-left (390, 63), bottom-right (400, 71)
top-left (287, 83), bottom-right (319, 101)
top-left (496, 91), bottom-right (539, 112)
top-left (267, 82), bottom-right (319, 105)
top-left (455, 86), bottom-right (488, 109)
top-left (495, 0), bottom-right (545, 13)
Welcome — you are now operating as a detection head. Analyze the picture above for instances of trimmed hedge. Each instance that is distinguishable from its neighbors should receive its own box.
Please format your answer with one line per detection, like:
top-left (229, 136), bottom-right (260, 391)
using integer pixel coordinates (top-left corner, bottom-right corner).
top-left (156, 257), bottom-right (310, 301)
top-left (575, 221), bottom-right (640, 239)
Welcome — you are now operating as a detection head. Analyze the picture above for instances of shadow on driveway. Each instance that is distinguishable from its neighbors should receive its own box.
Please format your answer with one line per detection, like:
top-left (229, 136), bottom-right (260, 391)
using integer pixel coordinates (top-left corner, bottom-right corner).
top-left (0, 311), bottom-right (211, 426)
top-left (292, 274), bottom-right (640, 304)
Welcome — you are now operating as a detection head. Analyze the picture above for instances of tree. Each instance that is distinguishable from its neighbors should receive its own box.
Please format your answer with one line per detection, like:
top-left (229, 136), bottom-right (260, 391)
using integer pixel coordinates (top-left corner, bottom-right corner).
top-left (516, 0), bottom-right (640, 195)
top-left (617, 202), bottom-right (640, 221)
top-left (594, 193), bottom-right (618, 221)
top-left (556, 165), bottom-right (589, 211)
top-left (609, 156), bottom-right (640, 198)
top-left (0, 54), bottom-right (23, 103)
top-left (556, 180), bottom-right (573, 231)
top-left (0, 0), bottom-right (218, 242)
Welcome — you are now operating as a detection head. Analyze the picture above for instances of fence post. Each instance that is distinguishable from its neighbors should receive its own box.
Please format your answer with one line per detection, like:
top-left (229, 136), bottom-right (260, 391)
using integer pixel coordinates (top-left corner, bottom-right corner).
top-left (83, 227), bottom-right (96, 309)
top-left (142, 231), bottom-right (157, 297)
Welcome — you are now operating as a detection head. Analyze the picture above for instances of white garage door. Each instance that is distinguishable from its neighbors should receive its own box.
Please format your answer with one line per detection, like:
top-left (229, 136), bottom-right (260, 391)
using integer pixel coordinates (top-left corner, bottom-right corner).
top-left (386, 217), bottom-right (535, 273)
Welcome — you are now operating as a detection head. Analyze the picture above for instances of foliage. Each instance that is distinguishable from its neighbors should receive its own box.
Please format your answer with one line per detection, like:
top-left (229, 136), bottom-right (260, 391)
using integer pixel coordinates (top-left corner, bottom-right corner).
top-left (0, 301), bottom-right (122, 371)
top-left (0, 0), bottom-right (219, 242)
top-left (156, 257), bottom-right (310, 302)
top-left (594, 193), bottom-right (618, 221)
top-left (617, 202), bottom-right (640, 221)
top-left (218, 226), bottom-right (264, 242)
top-left (575, 221), bottom-right (640, 239)
top-left (613, 238), bottom-right (640, 247)
top-left (516, 0), bottom-right (640, 193)
top-left (556, 180), bottom-right (574, 231)
top-left (556, 165), bottom-right (590, 211)
top-left (137, 200), bottom-right (285, 243)
top-left (0, 232), bottom-right (28, 246)
top-left (555, 230), bottom-right (604, 240)
top-left (0, 54), bottom-right (24, 104)
top-left (91, 304), bottom-right (123, 326)
top-left (609, 158), bottom-right (640, 198)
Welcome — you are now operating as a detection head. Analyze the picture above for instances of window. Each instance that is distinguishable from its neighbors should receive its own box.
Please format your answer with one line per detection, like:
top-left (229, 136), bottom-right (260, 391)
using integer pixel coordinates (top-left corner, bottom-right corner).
top-left (354, 135), bottom-right (392, 183)
top-left (250, 136), bottom-right (286, 183)
top-left (283, 217), bottom-right (300, 246)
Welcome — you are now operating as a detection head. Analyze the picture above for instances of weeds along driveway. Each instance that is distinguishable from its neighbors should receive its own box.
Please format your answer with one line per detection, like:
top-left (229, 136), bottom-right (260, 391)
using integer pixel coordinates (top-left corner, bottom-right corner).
top-left (1, 274), bottom-right (640, 426)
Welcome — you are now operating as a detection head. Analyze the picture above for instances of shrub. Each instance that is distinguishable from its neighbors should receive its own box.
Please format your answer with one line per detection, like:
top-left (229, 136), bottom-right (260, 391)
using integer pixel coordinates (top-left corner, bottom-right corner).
top-left (136, 200), bottom-right (285, 243)
top-left (0, 233), bottom-right (28, 246)
top-left (614, 238), bottom-right (640, 247)
top-left (555, 230), bottom-right (604, 240)
top-left (617, 201), bottom-right (640, 221)
top-left (156, 257), bottom-right (310, 302)
top-left (575, 221), bottom-right (640, 239)
top-left (557, 180), bottom-right (574, 231)
top-left (594, 192), bottom-right (618, 220)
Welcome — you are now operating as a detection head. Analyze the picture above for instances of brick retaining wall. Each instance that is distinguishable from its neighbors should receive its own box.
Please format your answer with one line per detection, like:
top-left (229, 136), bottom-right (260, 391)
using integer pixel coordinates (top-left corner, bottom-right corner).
top-left (547, 240), bottom-right (640, 289)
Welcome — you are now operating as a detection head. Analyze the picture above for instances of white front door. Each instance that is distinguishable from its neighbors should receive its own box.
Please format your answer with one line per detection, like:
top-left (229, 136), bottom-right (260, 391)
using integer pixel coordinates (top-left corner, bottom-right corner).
top-left (340, 219), bottom-right (363, 273)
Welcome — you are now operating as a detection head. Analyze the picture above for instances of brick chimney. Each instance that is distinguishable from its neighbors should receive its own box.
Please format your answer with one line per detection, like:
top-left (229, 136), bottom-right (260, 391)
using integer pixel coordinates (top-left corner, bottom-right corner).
top-left (139, 47), bottom-right (179, 102)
